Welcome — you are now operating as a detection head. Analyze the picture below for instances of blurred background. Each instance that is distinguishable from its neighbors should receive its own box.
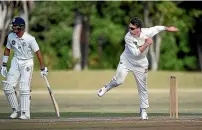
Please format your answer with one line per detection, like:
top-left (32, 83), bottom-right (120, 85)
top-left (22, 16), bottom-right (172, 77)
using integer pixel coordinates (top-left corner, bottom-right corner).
top-left (1, 1), bottom-right (202, 71)
top-left (0, 1), bottom-right (202, 115)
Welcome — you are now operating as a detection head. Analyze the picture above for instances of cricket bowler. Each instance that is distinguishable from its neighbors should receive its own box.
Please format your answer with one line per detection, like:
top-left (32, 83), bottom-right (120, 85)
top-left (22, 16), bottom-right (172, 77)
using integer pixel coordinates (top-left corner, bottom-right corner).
top-left (97, 17), bottom-right (179, 120)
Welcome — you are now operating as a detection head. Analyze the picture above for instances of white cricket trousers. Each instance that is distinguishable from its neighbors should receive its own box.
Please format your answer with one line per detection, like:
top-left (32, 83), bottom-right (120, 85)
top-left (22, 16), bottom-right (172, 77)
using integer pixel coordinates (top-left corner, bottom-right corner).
top-left (108, 60), bottom-right (149, 109)
top-left (6, 57), bottom-right (34, 115)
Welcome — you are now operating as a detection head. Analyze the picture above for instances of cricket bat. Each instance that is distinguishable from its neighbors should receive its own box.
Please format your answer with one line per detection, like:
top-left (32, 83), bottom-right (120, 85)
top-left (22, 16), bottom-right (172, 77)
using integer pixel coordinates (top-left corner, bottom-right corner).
top-left (43, 76), bottom-right (60, 118)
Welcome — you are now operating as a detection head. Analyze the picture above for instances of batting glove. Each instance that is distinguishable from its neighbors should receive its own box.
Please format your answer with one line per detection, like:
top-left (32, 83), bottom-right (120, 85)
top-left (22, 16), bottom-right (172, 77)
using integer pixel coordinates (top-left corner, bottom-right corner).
top-left (1, 56), bottom-right (8, 77)
top-left (40, 67), bottom-right (48, 77)
top-left (0, 65), bottom-right (7, 77)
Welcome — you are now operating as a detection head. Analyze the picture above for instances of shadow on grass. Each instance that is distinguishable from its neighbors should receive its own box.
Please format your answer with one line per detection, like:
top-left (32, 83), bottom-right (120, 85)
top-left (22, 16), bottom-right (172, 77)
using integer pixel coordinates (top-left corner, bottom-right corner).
top-left (1, 112), bottom-right (202, 119)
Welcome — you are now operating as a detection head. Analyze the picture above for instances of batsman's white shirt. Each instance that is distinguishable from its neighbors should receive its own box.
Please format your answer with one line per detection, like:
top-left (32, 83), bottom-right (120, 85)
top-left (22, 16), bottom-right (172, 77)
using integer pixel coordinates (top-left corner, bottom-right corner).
top-left (121, 26), bottom-right (165, 69)
top-left (6, 32), bottom-right (39, 60)
top-left (5, 32), bottom-right (39, 87)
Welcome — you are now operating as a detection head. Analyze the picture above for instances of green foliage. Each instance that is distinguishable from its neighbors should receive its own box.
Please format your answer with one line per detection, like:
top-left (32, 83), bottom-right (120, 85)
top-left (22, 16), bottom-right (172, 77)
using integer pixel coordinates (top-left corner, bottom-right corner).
top-left (143, 1), bottom-right (201, 71)
top-left (29, 1), bottom-right (202, 71)
top-left (159, 34), bottom-right (183, 70)
top-left (30, 1), bottom-right (74, 70)
top-left (89, 16), bottom-right (125, 68)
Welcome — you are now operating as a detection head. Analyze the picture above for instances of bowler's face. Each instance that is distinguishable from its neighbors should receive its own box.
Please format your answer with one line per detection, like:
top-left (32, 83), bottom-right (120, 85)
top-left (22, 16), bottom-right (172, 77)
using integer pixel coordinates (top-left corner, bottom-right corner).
top-left (129, 23), bottom-right (141, 37)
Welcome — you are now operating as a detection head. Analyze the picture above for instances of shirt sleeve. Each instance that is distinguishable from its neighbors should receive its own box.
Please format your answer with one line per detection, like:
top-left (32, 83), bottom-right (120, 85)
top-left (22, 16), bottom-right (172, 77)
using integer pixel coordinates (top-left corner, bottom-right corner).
top-left (126, 44), bottom-right (141, 56)
top-left (30, 38), bottom-right (39, 52)
top-left (6, 35), bottom-right (12, 49)
top-left (125, 35), bottom-right (141, 56)
top-left (143, 26), bottom-right (165, 38)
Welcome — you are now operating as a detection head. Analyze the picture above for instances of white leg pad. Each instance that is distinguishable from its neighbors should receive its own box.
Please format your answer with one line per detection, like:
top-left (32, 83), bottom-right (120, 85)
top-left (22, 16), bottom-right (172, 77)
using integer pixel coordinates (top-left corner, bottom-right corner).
top-left (19, 82), bottom-right (31, 117)
top-left (2, 81), bottom-right (19, 110)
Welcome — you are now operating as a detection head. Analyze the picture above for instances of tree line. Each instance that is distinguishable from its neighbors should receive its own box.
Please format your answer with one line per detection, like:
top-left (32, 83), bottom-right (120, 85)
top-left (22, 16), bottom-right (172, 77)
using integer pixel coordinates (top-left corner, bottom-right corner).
top-left (0, 1), bottom-right (202, 71)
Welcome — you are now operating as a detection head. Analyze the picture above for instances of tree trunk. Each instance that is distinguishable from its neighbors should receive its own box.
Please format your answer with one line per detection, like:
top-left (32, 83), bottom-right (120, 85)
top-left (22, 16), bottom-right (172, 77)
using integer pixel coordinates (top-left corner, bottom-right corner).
top-left (144, 2), bottom-right (158, 71)
top-left (0, 2), bottom-right (14, 59)
top-left (143, 2), bottom-right (152, 27)
top-left (72, 11), bottom-right (82, 71)
top-left (155, 35), bottom-right (162, 63)
top-left (149, 35), bottom-right (162, 71)
top-left (22, 1), bottom-right (29, 32)
top-left (80, 15), bottom-right (89, 70)
top-left (143, 2), bottom-right (164, 71)
top-left (196, 35), bottom-right (202, 72)
top-left (0, 2), bottom-right (7, 30)
top-left (0, 2), bottom-right (8, 54)
top-left (97, 34), bottom-right (104, 60)
top-left (149, 43), bottom-right (157, 71)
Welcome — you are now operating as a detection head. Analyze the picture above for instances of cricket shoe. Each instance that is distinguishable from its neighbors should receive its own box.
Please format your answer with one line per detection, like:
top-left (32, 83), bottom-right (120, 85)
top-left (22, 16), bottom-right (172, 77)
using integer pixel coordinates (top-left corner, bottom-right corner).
top-left (9, 110), bottom-right (19, 119)
top-left (140, 108), bottom-right (148, 120)
top-left (19, 112), bottom-right (30, 120)
top-left (97, 86), bottom-right (109, 97)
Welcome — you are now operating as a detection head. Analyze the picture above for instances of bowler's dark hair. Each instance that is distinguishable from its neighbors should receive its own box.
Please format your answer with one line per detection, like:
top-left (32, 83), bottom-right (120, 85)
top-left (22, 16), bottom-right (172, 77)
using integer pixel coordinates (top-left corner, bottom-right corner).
top-left (130, 17), bottom-right (143, 28)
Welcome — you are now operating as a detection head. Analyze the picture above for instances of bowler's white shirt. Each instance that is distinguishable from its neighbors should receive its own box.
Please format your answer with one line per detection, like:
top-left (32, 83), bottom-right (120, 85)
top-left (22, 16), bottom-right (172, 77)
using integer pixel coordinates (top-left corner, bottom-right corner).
top-left (6, 32), bottom-right (39, 60)
top-left (121, 26), bottom-right (165, 68)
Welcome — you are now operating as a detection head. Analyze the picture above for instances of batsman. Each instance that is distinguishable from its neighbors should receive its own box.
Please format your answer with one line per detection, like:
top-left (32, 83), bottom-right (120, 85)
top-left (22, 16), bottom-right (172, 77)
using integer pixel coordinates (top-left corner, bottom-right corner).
top-left (1, 17), bottom-right (48, 119)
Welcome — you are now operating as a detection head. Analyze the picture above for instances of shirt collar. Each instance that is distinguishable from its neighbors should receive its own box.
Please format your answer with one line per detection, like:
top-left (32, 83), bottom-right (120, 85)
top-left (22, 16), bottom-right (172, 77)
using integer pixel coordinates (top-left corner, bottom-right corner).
top-left (15, 32), bottom-right (26, 40)
top-left (129, 31), bottom-right (142, 39)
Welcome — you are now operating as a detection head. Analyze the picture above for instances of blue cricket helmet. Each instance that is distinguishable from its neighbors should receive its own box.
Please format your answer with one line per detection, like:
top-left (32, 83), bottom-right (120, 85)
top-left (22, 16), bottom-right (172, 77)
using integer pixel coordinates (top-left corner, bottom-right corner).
top-left (11, 17), bottom-right (25, 30)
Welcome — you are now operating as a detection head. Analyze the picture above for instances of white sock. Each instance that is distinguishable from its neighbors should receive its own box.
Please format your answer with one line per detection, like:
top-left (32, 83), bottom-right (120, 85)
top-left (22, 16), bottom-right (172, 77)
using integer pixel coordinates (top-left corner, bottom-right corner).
top-left (105, 77), bottom-right (119, 90)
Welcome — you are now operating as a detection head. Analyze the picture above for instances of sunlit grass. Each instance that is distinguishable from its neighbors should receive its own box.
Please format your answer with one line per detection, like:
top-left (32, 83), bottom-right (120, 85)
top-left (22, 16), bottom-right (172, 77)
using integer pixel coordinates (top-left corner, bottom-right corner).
top-left (10, 70), bottom-right (202, 90)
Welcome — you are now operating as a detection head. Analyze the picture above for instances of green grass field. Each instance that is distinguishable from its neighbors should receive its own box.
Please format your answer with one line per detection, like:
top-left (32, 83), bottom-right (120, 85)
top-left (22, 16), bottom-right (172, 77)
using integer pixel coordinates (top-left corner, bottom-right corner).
top-left (2, 70), bottom-right (200, 90)
top-left (0, 71), bottom-right (202, 130)
top-left (1, 90), bottom-right (202, 130)
top-left (1, 91), bottom-right (202, 130)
